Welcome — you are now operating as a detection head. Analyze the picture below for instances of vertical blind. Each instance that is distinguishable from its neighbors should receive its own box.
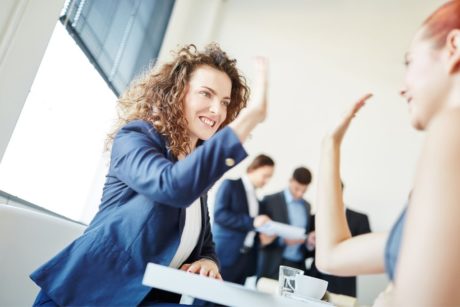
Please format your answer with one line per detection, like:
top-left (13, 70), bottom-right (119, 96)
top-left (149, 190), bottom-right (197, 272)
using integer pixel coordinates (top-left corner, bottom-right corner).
top-left (60, 0), bottom-right (175, 96)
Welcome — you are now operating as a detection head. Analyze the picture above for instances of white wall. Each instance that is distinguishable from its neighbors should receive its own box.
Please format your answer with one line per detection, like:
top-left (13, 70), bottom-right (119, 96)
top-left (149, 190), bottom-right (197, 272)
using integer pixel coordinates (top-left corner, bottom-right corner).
top-left (211, 0), bottom-right (444, 229)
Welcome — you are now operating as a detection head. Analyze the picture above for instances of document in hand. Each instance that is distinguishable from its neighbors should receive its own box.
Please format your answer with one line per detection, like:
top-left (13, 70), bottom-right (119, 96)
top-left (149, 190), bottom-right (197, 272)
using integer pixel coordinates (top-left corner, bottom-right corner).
top-left (256, 221), bottom-right (307, 240)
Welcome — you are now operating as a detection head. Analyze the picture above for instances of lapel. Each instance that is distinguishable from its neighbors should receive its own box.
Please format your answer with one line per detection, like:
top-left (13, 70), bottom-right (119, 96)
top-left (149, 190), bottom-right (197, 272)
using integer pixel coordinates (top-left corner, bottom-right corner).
top-left (278, 191), bottom-right (290, 224)
top-left (200, 194), bottom-right (208, 231)
top-left (235, 178), bottom-right (250, 215)
top-left (166, 148), bottom-right (190, 235)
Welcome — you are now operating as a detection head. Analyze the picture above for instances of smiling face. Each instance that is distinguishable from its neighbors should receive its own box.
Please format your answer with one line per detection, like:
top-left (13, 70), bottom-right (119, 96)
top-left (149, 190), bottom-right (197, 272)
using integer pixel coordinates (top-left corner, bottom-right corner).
top-left (184, 65), bottom-right (232, 147)
top-left (400, 30), bottom-right (451, 130)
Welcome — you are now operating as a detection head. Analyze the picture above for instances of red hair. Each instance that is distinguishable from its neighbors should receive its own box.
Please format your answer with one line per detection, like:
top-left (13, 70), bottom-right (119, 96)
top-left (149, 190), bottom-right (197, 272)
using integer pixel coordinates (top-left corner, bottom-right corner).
top-left (422, 1), bottom-right (460, 48)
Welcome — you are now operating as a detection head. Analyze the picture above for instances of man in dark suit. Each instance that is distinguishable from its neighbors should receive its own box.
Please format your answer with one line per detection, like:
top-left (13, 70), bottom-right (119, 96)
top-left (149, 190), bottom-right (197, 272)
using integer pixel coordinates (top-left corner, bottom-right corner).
top-left (257, 167), bottom-right (314, 280)
top-left (213, 154), bottom-right (275, 284)
top-left (306, 183), bottom-right (371, 297)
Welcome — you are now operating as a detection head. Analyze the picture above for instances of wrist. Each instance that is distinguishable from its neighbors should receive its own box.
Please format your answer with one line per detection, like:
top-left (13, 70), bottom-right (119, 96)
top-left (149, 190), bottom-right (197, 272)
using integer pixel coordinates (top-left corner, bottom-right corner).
top-left (322, 135), bottom-right (340, 148)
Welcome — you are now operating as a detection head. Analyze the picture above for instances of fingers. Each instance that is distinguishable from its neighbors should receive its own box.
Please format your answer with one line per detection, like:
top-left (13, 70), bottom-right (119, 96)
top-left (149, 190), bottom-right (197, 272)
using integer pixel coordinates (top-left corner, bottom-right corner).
top-left (208, 270), bottom-right (216, 279)
top-left (254, 214), bottom-right (271, 228)
top-left (251, 57), bottom-right (269, 119)
top-left (253, 57), bottom-right (268, 94)
top-left (200, 265), bottom-right (211, 277)
top-left (348, 93), bottom-right (373, 118)
top-left (184, 260), bottom-right (221, 280)
top-left (186, 262), bottom-right (201, 274)
top-left (254, 56), bottom-right (268, 79)
top-left (180, 263), bottom-right (191, 271)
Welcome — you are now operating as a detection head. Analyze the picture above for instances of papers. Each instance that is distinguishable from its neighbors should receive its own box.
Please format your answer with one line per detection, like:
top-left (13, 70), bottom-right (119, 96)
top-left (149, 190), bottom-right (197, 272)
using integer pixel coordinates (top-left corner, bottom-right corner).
top-left (257, 221), bottom-right (307, 240)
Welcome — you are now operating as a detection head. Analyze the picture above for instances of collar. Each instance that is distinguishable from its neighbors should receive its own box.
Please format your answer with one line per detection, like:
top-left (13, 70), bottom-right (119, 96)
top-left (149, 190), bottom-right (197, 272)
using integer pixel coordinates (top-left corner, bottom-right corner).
top-left (283, 188), bottom-right (295, 204)
top-left (241, 174), bottom-right (256, 193)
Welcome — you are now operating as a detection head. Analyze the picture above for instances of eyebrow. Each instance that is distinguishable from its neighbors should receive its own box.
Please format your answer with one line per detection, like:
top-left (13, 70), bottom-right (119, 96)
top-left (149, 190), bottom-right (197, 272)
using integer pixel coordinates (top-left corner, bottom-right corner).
top-left (201, 86), bottom-right (231, 101)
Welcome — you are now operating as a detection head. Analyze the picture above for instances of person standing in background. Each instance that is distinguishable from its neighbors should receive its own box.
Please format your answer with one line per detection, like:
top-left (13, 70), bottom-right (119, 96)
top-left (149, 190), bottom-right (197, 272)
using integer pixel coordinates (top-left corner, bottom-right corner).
top-left (213, 154), bottom-right (275, 284)
top-left (258, 167), bottom-right (314, 280)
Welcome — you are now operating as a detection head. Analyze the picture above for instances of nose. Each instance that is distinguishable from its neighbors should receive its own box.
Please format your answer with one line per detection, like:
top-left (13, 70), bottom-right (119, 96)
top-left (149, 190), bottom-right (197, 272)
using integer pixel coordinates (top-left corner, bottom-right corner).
top-left (209, 98), bottom-right (225, 115)
top-left (399, 86), bottom-right (408, 98)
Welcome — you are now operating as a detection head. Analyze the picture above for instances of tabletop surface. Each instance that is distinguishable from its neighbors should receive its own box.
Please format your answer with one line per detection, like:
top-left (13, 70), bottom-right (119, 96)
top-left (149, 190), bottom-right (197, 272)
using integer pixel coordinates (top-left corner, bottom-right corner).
top-left (142, 263), bottom-right (334, 307)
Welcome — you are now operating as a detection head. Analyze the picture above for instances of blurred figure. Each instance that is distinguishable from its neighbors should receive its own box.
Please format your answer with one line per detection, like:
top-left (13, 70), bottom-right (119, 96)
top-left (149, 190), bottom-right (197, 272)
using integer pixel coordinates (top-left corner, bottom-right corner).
top-left (316, 2), bottom-right (460, 305)
top-left (213, 154), bottom-right (275, 284)
top-left (258, 167), bottom-right (314, 280)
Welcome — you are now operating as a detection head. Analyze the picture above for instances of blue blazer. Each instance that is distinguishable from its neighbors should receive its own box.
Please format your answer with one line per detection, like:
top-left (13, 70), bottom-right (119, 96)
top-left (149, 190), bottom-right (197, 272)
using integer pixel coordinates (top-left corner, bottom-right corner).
top-left (30, 120), bottom-right (247, 306)
top-left (213, 179), bottom-right (255, 268)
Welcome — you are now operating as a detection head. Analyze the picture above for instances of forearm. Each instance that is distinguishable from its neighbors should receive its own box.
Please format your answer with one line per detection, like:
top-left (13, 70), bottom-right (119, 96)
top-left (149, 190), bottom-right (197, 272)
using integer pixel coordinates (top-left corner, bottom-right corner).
top-left (316, 138), bottom-right (352, 271)
top-left (228, 108), bottom-right (261, 143)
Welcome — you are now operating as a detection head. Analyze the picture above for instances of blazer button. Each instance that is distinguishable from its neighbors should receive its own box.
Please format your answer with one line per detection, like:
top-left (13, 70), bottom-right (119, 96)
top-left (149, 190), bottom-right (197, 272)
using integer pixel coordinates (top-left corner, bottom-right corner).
top-left (225, 158), bottom-right (235, 167)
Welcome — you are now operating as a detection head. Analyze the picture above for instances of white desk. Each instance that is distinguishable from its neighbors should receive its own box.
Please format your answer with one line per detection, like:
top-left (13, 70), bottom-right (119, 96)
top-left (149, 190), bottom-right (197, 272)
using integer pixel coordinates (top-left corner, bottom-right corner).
top-left (142, 263), bottom-right (334, 307)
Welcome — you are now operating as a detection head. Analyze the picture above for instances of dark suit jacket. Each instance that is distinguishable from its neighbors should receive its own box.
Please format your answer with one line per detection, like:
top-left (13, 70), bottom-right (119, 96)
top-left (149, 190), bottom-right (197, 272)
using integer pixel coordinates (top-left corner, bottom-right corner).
top-left (308, 208), bottom-right (371, 297)
top-left (257, 191), bottom-right (312, 279)
top-left (213, 178), bottom-right (259, 282)
top-left (30, 120), bottom-right (247, 306)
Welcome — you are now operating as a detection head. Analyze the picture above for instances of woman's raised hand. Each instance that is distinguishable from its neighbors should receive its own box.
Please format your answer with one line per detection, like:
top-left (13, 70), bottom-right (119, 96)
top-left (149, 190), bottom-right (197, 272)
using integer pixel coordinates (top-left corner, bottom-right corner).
top-left (327, 93), bottom-right (373, 145)
top-left (229, 57), bottom-right (269, 142)
top-left (248, 57), bottom-right (269, 124)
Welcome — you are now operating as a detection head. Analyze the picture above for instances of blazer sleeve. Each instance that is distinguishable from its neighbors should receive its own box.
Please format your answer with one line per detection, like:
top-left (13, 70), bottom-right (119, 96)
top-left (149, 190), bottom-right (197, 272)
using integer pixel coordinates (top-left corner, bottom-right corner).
top-left (111, 122), bottom-right (247, 208)
top-left (213, 180), bottom-right (254, 232)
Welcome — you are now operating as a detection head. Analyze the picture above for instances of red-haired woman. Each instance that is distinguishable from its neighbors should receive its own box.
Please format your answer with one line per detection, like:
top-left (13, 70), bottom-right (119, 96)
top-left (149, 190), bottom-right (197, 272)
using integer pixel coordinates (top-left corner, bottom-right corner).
top-left (315, 1), bottom-right (460, 306)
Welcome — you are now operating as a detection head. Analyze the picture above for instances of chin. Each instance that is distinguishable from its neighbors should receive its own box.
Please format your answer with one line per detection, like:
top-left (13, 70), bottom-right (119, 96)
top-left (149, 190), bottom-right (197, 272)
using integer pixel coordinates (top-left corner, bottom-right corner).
top-left (197, 132), bottom-right (216, 141)
top-left (410, 117), bottom-right (426, 131)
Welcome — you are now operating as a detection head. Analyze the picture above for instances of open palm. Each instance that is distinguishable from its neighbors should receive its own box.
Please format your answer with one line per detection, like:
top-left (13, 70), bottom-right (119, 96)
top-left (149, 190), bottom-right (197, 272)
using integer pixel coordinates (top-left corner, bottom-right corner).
top-left (330, 93), bottom-right (373, 144)
top-left (249, 56), bottom-right (268, 123)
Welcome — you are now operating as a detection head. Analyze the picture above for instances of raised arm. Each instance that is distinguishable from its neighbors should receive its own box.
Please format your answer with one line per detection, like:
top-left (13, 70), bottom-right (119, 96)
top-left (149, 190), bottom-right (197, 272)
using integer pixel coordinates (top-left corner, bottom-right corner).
top-left (111, 58), bottom-right (269, 208)
top-left (395, 110), bottom-right (460, 306)
top-left (111, 124), bottom-right (247, 207)
top-left (316, 94), bottom-right (387, 276)
top-left (229, 57), bottom-right (268, 142)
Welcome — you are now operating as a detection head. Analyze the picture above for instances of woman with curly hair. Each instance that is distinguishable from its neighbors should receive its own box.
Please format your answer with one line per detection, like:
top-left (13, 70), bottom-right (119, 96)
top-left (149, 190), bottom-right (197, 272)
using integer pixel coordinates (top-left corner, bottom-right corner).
top-left (30, 43), bottom-right (269, 306)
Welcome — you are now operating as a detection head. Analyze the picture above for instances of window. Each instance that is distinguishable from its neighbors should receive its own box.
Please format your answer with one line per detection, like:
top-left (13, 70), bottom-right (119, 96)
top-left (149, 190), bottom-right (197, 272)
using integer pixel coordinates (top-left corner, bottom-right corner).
top-left (60, 0), bottom-right (175, 95)
top-left (0, 23), bottom-right (116, 222)
top-left (0, 0), bottom-right (175, 223)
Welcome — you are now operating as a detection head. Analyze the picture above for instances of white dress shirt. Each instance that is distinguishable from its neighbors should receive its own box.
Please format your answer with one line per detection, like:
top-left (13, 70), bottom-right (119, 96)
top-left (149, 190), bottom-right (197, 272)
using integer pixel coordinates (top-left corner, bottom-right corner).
top-left (169, 198), bottom-right (202, 268)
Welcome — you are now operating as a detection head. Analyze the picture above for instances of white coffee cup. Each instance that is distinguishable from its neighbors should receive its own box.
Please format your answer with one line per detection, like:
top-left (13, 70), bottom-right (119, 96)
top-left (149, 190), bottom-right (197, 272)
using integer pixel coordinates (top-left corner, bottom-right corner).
top-left (294, 274), bottom-right (328, 300)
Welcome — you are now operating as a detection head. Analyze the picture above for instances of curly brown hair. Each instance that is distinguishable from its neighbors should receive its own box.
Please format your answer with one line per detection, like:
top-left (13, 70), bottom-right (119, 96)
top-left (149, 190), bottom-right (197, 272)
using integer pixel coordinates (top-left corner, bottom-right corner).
top-left (106, 43), bottom-right (250, 157)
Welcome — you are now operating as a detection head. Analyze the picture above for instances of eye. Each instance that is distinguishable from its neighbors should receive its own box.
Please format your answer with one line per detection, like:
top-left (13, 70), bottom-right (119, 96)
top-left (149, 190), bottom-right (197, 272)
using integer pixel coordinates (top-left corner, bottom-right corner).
top-left (199, 90), bottom-right (211, 98)
top-left (221, 100), bottom-right (231, 107)
top-left (404, 54), bottom-right (412, 67)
